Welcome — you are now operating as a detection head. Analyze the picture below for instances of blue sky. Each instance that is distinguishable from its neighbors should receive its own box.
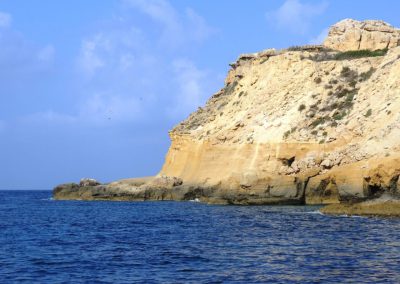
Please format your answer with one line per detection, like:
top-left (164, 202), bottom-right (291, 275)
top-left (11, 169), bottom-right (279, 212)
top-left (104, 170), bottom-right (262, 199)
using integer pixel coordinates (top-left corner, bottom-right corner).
top-left (1, 0), bottom-right (399, 189)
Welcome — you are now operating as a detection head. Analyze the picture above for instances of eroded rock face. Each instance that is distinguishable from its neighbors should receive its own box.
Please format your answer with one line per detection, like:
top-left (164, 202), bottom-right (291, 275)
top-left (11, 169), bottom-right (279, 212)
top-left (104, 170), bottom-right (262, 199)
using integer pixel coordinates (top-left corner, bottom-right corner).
top-left (324, 19), bottom-right (400, 51)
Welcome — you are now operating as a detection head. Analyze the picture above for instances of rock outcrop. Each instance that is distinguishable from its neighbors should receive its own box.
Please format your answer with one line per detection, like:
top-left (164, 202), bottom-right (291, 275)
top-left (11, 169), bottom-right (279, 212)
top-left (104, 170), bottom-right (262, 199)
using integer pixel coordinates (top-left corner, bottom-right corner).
top-left (324, 19), bottom-right (400, 51)
top-left (54, 19), bottom-right (400, 215)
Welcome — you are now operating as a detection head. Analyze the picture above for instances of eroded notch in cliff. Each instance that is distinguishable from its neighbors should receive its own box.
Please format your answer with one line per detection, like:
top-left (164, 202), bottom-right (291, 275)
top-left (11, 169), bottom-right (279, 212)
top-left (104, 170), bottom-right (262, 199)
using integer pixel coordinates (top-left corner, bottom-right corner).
top-left (363, 177), bottom-right (385, 198)
top-left (279, 156), bottom-right (295, 167)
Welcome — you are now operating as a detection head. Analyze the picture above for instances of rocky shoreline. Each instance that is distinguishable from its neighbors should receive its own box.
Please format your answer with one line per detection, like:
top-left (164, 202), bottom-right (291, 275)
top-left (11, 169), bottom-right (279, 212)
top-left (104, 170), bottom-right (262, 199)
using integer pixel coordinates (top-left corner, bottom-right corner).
top-left (54, 170), bottom-right (400, 217)
top-left (53, 181), bottom-right (400, 217)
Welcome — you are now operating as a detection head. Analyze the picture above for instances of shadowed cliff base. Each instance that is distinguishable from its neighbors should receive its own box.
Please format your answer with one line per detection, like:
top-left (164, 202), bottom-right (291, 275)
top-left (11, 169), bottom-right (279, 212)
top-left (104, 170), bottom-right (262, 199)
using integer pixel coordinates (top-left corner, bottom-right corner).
top-left (54, 19), bottom-right (400, 216)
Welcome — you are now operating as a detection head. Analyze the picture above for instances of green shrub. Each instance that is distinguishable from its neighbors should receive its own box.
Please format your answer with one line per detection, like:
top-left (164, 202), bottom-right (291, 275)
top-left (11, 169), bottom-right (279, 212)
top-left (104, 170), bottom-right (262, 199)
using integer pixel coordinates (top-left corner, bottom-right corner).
top-left (311, 116), bottom-right (327, 128)
top-left (333, 110), bottom-right (346, 120)
top-left (283, 130), bottom-right (291, 139)
top-left (223, 81), bottom-right (238, 96)
top-left (321, 102), bottom-right (338, 112)
top-left (342, 100), bottom-right (354, 108)
top-left (349, 79), bottom-right (358, 88)
top-left (346, 92), bottom-right (355, 102)
top-left (311, 130), bottom-right (318, 135)
top-left (333, 49), bottom-right (388, 60)
top-left (340, 67), bottom-right (358, 81)
top-left (329, 102), bottom-right (338, 109)
top-left (359, 68), bottom-right (376, 81)
top-left (298, 104), bottom-right (306, 111)
top-left (341, 66), bottom-right (350, 74)
top-left (314, 77), bottom-right (322, 84)
top-left (287, 45), bottom-right (304, 51)
top-left (336, 88), bottom-right (351, 98)
top-left (364, 109), bottom-right (372, 117)
top-left (330, 121), bottom-right (338, 127)
top-left (283, 127), bottom-right (298, 139)
top-left (217, 101), bottom-right (228, 110)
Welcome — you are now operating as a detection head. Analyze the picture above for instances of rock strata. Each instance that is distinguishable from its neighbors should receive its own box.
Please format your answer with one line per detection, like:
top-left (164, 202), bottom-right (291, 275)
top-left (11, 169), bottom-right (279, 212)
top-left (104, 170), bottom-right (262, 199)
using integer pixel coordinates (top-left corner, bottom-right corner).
top-left (54, 19), bottom-right (400, 216)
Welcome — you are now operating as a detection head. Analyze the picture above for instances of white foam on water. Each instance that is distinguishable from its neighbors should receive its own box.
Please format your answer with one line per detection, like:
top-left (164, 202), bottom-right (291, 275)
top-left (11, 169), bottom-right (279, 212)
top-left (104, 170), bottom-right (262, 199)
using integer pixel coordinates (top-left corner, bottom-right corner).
top-left (40, 197), bottom-right (54, 201)
top-left (338, 214), bottom-right (366, 218)
top-left (189, 198), bottom-right (201, 203)
top-left (307, 211), bottom-right (324, 215)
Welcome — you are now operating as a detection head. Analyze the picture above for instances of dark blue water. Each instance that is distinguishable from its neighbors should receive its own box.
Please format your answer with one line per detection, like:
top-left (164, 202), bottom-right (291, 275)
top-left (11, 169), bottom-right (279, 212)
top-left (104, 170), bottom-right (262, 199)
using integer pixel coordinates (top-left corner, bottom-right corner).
top-left (1, 191), bottom-right (400, 283)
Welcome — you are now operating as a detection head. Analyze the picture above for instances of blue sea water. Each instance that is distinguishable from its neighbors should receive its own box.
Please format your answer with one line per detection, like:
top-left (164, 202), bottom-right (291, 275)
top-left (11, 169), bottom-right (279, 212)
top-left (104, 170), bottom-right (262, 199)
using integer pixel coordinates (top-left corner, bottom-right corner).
top-left (0, 191), bottom-right (400, 283)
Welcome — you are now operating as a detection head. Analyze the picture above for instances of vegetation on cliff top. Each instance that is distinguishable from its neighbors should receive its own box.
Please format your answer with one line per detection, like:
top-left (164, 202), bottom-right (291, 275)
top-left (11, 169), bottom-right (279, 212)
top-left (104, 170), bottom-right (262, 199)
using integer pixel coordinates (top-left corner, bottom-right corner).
top-left (333, 49), bottom-right (388, 60)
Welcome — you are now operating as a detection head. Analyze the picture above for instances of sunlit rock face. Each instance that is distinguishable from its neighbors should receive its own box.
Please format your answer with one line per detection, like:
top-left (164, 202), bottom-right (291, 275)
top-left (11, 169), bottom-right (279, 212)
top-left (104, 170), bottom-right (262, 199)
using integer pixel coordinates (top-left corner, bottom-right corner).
top-left (158, 19), bottom-right (400, 204)
top-left (324, 19), bottom-right (400, 51)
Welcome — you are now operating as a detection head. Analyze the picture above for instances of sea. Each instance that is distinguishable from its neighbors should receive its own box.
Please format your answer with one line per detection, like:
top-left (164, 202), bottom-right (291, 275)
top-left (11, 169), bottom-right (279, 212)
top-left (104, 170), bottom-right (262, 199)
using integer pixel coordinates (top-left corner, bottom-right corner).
top-left (0, 190), bottom-right (400, 283)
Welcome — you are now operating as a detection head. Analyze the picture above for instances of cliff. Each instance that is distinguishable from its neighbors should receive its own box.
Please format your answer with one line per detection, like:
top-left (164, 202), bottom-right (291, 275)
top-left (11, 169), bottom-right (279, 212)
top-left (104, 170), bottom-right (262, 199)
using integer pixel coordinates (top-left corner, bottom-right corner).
top-left (54, 19), bottom-right (400, 215)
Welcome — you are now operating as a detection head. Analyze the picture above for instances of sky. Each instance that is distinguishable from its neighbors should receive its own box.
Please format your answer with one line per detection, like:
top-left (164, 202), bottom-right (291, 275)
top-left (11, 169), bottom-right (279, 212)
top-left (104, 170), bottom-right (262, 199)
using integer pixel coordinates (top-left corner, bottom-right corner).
top-left (0, 0), bottom-right (399, 189)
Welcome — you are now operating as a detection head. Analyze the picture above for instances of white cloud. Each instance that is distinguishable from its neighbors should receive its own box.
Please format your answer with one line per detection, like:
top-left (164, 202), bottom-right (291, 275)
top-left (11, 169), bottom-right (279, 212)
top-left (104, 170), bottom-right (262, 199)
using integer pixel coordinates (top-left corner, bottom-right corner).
top-left (168, 58), bottom-right (211, 118)
top-left (0, 12), bottom-right (11, 28)
top-left (69, 0), bottom-right (220, 127)
top-left (37, 45), bottom-right (55, 63)
top-left (126, 0), bottom-right (178, 28)
top-left (21, 94), bottom-right (143, 127)
top-left (20, 111), bottom-right (76, 125)
top-left (79, 94), bottom-right (143, 125)
top-left (266, 0), bottom-right (328, 34)
top-left (78, 35), bottom-right (106, 77)
top-left (309, 28), bottom-right (329, 44)
top-left (119, 53), bottom-right (135, 70)
top-left (125, 0), bottom-right (216, 48)
top-left (0, 15), bottom-right (55, 78)
top-left (185, 8), bottom-right (217, 43)
top-left (77, 27), bottom-right (146, 77)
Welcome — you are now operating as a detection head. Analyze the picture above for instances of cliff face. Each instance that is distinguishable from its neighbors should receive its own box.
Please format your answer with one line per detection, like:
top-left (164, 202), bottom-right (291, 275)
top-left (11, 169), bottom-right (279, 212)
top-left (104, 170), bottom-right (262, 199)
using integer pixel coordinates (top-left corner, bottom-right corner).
top-left (54, 19), bottom-right (400, 210)
top-left (158, 19), bottom-right (400, 204)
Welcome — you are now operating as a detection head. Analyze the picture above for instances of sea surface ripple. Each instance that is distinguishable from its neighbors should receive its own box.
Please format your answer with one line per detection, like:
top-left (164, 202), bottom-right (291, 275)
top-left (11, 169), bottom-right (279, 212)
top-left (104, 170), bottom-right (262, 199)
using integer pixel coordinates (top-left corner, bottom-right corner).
top-left (1, 190), bottom-right (400, 283)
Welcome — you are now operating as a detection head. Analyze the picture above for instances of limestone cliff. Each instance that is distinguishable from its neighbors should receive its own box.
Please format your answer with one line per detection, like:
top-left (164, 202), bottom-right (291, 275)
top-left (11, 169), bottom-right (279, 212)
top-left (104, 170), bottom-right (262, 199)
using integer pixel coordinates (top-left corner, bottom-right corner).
top-left (54, 19), bottom-right (400, 212)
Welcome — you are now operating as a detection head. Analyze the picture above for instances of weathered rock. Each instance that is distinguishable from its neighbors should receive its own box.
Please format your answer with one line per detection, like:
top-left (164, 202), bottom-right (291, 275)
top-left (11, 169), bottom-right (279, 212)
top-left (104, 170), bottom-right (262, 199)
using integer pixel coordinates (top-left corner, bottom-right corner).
top-left (306, 176), bottom-right (340, 205)
top-left (79, 178), bottom-right (101, 187)
top-left (320, 197), bottom-right (400, 216)
top-left (324, 19), bottom-right (400, 51)
top-left (142, 175), bottom-right (183, 189)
